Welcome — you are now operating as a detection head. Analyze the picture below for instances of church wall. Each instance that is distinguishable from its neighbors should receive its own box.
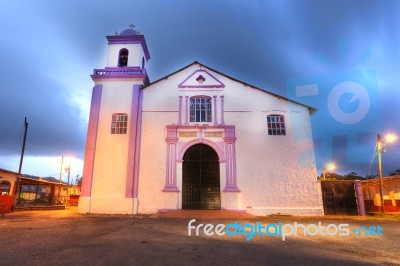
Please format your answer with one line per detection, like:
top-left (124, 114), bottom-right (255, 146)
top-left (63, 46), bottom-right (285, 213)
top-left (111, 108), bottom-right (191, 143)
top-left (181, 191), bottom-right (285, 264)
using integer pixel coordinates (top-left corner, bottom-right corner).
top-left (136, 64), bottom-right (323, 215)
top-left (88, 80), bottom-right (134, 213)
top-left (138, 77), bottom-right (180, 213)
top-left (222, 78), bottom-right (322, 215)
top-left (138, 112), bottom-right (177, 213)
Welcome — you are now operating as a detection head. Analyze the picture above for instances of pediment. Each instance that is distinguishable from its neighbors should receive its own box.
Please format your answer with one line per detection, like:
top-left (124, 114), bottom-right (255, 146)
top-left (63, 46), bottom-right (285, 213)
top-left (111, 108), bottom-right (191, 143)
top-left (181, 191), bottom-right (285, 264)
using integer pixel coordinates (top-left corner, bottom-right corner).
top-left (178, 69), bottom-right (225, 88)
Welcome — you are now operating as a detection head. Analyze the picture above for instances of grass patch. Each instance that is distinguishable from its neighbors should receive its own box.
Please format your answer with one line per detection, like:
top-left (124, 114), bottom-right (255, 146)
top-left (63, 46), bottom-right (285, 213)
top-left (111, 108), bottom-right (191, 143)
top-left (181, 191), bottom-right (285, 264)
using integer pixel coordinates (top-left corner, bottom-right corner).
top-left (367, 213), bottom-right (400, 220)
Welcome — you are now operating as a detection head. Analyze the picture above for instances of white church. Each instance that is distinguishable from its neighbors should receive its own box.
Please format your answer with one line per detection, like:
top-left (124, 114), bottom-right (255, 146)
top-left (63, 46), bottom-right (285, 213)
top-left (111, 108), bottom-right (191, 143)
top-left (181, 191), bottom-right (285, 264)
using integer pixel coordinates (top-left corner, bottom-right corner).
top-left (78, 27), bottom-right (324, 216)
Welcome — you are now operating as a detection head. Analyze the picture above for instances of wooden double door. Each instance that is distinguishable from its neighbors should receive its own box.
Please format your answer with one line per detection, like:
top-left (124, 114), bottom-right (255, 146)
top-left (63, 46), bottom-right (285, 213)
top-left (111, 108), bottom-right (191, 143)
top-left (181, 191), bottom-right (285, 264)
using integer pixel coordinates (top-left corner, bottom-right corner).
top-left (182, 144), bottom-right (221, 210)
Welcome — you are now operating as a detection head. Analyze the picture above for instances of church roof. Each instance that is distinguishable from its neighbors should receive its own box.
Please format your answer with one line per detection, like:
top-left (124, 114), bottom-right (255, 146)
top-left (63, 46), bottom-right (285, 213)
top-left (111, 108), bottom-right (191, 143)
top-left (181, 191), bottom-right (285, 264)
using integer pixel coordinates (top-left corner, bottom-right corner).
top-left (0, 168), bottom-right (20, 175)
top-left (119, 28), bottom-right (139, 36)
top-left (143, 61), bottom-right (317, 114)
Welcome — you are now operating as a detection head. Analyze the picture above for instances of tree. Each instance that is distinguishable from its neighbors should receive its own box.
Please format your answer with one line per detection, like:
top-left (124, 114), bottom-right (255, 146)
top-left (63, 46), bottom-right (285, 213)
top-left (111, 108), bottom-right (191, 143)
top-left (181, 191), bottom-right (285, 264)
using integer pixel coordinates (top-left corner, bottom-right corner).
top-left (76, 175), bottom-right (82, 186)
top-left (343, 172), bottom-right (365, 180)
top-left (365, 174), bottom-right (378, 179)
top-left (318, 172), bottom-right (365, 180)
top-left (389, 169), bottom-right (400, 176)
top-left (317, 172), bottom-right (344, 180)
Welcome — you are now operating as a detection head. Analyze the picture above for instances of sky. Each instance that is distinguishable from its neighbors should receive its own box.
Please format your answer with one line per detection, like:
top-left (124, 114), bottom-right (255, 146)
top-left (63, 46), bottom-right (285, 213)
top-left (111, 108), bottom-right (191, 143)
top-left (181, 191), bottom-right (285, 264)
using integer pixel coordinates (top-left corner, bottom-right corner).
top-left (0, 0), bottom-right (399, 181)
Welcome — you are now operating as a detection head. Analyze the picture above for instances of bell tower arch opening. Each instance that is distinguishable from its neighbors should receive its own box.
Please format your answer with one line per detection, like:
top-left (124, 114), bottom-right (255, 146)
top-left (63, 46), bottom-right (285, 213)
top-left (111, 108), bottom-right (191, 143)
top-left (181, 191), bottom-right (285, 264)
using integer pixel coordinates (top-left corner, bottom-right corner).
top-left (118, 48), bottom-right (129, 67)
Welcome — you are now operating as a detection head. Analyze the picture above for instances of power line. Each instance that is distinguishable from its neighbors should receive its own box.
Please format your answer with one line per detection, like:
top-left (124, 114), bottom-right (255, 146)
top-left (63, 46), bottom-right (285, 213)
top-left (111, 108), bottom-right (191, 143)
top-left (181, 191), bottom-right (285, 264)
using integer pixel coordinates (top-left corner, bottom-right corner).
top-left (367, 143), bottom-right (377, 177)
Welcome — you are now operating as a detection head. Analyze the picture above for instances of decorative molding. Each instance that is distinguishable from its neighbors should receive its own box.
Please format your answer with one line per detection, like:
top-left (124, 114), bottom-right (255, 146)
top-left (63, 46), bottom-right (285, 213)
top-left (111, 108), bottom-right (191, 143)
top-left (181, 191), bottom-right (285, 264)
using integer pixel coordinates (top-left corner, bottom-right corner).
top-left (223, 136), bottom-right (240, 192)
top-left (213, 95), bottom-right (218, 126)
top-left (179, 132), bottom-right (198, 137)
top-left (91, 67), bottom-right (149, 85)
top-left (204, 132), bottom-right (223, 137)
top-left (224, 111), bottom-right (252, 113)
top-left (106, 34), bottom-right (150, 60)
top-left (262, 110), bottom-right (287, 113)
top-left (177, 138), bottom-right (225, 162)
top-left (142, 111), bottom-right (179, 113)
top-left (163, 126), bottom-right (179, 192)
top-left (178, 96), bottom-right (183, 126)
top-left (164, 124), bottom-right (240, 193)
top-left (220, 95), bottom-right (225, 126)
top-left (184, 96), bottom-right (189, 126)
top-left (178, 69), bottom-right (225, 89)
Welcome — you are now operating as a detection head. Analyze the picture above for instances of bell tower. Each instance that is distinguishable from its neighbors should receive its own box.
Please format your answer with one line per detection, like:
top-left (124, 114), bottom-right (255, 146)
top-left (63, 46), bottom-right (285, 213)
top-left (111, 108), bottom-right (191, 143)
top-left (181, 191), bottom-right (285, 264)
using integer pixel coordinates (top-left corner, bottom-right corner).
top-left (79, 26), bottom-right (150, 214)
top-left (104, 25), bottom-right (150, 72)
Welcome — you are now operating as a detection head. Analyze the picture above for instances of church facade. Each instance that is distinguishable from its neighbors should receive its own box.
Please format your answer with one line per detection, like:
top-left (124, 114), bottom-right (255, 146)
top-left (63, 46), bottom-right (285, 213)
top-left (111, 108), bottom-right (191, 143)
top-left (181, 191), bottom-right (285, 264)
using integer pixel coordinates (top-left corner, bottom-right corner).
top-left (78, 28), bottom-right (324, 216)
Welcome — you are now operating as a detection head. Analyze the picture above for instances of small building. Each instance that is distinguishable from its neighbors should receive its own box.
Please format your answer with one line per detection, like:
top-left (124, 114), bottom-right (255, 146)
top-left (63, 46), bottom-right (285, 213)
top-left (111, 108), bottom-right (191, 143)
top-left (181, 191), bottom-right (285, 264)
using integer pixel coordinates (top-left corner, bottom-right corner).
top-left (17, 176), bottom-right (69, 206)
top-left (0, 168), bottom-right (20, 212)
top-left (362, 176), bottom-right (400, 213)
top-left (68, 185), bottom-right (81, 206)
top-left (79, 27), bottom-right (324, 216)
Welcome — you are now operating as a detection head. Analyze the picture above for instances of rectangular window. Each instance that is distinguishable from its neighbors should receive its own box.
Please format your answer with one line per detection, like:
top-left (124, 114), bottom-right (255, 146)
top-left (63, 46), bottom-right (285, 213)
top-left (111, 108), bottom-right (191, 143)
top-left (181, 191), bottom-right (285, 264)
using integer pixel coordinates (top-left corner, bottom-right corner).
top-left (111, 113), bottom-right (128, 134)
top-left (190, 97), bottom-right (212, 123)
top-left (267, 115), bottom-right (286, 135)
top-left (0, 181), bottom-right (11, 195)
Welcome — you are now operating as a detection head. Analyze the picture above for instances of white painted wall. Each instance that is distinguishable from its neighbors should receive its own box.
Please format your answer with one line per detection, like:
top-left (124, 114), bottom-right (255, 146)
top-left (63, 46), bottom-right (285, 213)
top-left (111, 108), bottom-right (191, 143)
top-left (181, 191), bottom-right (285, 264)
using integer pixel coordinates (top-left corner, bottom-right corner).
top-left (138, 76), bottom-right (180, 213)
top-left (138, 63), bottom-right (323, 215)
top-left (88, 79), bottom-right (137, 214)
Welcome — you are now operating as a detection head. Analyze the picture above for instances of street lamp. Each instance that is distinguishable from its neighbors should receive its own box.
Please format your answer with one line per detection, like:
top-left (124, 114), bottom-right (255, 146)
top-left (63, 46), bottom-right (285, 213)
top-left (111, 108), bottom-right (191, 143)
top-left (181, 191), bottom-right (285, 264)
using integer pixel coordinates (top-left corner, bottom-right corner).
top-left (323, 162), bottom-right (336, 180)
top-left (384, 133), bottom-right (397, 143)
top-left (377, 133), bottom-right (397, 213)
top-left (64, 160), bottom-right (71, 206)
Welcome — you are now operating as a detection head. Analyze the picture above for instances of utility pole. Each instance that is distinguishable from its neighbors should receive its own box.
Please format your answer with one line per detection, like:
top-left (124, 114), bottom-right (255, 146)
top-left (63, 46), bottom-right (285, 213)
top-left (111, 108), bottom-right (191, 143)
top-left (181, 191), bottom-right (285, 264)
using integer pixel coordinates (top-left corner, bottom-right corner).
top-left (377, 134), bottom-right (385, 213)
top-left (18, 117), bottom-right (28, 174)
top-left (66, 162), bottom-right (70, 206)
top-left (13, 117), bottom-right (28, 211)
top-left (58, 156), bottom-right (64, 205)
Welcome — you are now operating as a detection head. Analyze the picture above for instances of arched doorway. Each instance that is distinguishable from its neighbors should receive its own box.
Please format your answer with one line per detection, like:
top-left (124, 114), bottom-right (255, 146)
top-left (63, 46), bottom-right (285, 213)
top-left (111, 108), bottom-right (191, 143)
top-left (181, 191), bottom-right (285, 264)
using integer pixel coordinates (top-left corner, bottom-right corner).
top-left (182, 144), bottom-right (220, 209)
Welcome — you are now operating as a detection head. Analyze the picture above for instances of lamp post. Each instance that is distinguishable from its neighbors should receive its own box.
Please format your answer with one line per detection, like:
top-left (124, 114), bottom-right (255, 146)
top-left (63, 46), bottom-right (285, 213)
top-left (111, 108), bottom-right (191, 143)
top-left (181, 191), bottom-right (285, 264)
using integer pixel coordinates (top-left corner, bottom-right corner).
top-left (377, 133), bottom-right (397, 213)
top-left (58, 156), bottom-right (64, 205)
top-left (65, 162), bottom-right (71, 206)
top-left (323, 162), bottom-right (336, 180)
top-left (377, 134), bottom-right (385, 213)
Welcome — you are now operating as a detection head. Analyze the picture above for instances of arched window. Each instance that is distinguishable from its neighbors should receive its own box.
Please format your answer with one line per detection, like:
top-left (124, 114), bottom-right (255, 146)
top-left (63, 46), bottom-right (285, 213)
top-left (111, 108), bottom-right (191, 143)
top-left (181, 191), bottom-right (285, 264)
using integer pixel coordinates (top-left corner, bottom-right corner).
top-left (118, 49), bottom-right (129, 67)
top-left (267, 115), bottom-right (286, 135)
top-left (0, 181), bottom-right (11, 195)
top-left (111, 113), bottom-right (128, 134)
top-left (190, 96), bottom-right (212, 123)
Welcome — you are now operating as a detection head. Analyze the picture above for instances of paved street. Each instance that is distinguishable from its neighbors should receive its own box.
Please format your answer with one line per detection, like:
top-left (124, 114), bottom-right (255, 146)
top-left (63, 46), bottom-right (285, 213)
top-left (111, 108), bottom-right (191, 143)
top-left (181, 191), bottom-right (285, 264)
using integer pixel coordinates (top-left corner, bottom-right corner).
top-left (1, 208), bottom-right (399, 265)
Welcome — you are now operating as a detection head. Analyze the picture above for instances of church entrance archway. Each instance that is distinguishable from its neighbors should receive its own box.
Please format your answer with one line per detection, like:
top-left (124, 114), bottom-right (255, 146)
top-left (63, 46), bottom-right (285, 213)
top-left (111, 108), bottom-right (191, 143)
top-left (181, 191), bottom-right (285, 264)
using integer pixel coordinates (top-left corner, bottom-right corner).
top-left (182, 144), bottom-right (220, 210)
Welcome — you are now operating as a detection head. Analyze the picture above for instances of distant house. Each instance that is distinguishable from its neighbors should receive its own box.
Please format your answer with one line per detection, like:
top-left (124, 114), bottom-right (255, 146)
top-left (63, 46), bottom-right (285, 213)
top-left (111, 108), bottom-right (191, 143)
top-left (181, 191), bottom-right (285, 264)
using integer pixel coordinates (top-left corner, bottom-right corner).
top-left (0, 168), bottom-right (83, 211)
top-left (362, 176), bottom-right (400, 212)
top-left (68, 185), bottom-right (81, 206)
top-left (18, 176), bottom-right (70, 206)
top-left (0, 168), bottom-right (20, 212)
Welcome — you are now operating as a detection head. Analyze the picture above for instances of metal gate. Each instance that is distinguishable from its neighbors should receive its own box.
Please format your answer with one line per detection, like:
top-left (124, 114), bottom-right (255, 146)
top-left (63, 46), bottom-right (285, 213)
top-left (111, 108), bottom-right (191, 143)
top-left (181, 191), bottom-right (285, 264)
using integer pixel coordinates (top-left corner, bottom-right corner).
top-left (321, 181), bottom-right (359, 215)
top-left (182, 144), bottom-right (220, 210)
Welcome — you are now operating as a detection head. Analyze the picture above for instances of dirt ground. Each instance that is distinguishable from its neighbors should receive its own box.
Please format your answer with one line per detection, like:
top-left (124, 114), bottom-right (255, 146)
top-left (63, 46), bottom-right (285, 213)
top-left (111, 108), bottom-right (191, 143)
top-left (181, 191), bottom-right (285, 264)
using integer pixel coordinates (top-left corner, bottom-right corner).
top-left (0, 208), bottom-right (399, 265)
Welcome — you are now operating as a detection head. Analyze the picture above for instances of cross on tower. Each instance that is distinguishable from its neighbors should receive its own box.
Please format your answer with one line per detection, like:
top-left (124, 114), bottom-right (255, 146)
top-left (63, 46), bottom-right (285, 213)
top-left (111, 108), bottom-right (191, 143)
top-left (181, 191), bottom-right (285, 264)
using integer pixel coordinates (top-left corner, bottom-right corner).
top-left (129, 24), bottom-right (135, 28)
